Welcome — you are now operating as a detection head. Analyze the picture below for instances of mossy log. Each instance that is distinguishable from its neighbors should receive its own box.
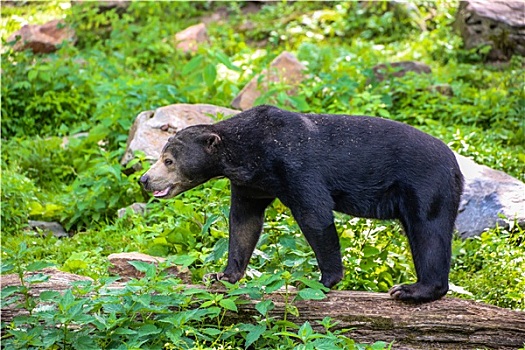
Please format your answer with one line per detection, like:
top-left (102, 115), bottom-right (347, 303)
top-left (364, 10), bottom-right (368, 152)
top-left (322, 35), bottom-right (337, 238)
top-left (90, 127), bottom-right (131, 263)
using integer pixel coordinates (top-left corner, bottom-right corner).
top-left (1, 268), bottom-right (524, 349)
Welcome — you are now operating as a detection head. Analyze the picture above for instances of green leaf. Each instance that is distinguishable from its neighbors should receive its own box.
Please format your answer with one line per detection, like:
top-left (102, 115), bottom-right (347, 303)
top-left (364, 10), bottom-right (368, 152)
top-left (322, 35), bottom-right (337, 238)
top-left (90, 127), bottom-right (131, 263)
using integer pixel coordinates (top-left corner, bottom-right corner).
top-left (28, 69), bottom-right (38, 81)
top-left (265, 278), bottom-right (285, 293)
top-left (128, 261), bottom-right (156, 279)
top-left (39, 291), bottom-right (60, 301)
top-left (255, 299), bottom-right (274, 316)
top-left (138, 324), bottom-right (160, 337)
top-left (213, 51), bottom-right (241, 71)
top-left (60, 289), bottom-right (75, 309)
top-left (171, 254), bottom-right (197, 267)
top-left (293, 276), bottom-right (329, 291)
top-left (289, 95), bottom-right (310, 112)
top-left (245, 324), bottom-right (266, 348)
top-left (370, 341), bottom-right (390, 350)
top-left (219, 298), bottom-right (238, 312)
top-left (182, 55), bottom-right (204, 75)
top-left (202, 327), bottom-right (221, 336)
top-left (205, 237), bottom-right (228, 263)
top-left (201, 214), bottom-right (220, 236)
top-left (1, 286), bottom-right (21, 299)
top-left (73, 336), bottom-right (99, 350)
top-left (203, 64), bottom-right (217, 88)
top-left (26, 261), bottom-right (55, 272)
top-left (298, 288), bottom-right (326, 301)
top-left (298, 321), bottom-right (313, 341)
top-left (1, 263), bottom-right (15, 274)
top-left (24, 273), bottom-right (50, 284)
top-left (363, 245), bottom-right (380, 257)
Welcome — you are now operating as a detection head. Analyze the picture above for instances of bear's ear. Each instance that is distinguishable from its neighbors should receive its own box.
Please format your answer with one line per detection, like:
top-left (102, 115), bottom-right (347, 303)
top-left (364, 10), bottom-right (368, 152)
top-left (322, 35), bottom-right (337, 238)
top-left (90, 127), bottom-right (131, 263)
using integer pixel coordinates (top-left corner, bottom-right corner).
top-left (201, 133), bottom-right (221, 153)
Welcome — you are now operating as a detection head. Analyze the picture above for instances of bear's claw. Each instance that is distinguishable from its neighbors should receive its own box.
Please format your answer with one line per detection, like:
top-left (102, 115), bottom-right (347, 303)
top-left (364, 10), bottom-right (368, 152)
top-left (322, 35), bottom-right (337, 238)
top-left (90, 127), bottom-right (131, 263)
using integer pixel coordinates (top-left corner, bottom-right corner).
top-left (203, 272), bottom-right (225, 284)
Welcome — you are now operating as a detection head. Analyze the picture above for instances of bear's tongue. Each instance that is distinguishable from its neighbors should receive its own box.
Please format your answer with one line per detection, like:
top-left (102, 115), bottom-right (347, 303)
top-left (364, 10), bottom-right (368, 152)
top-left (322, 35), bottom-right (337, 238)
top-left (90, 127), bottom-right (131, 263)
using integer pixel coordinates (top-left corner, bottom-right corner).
top-left (153, 187), bottom-right (171, 197)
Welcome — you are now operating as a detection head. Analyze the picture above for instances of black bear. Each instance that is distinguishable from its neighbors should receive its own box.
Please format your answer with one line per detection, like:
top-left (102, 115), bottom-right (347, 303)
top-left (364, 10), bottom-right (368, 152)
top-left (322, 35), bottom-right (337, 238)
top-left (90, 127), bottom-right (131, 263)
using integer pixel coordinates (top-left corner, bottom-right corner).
top-left (140, 105), bottom-right (464, 303)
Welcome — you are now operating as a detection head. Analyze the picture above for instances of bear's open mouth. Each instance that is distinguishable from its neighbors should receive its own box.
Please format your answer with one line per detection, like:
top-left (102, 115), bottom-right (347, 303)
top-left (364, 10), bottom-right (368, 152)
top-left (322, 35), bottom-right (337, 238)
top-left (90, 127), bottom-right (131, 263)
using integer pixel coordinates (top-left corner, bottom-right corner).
top-left (153, 186), bottom-right (172, 198)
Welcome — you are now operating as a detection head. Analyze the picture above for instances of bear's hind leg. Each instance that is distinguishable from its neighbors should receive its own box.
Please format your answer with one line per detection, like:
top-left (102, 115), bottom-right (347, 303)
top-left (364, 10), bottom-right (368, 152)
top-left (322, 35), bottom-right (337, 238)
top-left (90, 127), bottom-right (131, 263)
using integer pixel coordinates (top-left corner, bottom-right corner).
top-left (288, 200), bottom-right (344, 289)
top-left (390, 218), bottom-right (453, 303)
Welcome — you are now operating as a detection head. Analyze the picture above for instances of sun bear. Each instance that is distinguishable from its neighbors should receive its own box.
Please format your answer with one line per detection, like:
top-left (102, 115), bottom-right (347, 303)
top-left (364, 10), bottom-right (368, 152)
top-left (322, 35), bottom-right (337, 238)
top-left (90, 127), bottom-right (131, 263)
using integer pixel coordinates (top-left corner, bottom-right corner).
top-left (140, 105), bottom-right (463, 303)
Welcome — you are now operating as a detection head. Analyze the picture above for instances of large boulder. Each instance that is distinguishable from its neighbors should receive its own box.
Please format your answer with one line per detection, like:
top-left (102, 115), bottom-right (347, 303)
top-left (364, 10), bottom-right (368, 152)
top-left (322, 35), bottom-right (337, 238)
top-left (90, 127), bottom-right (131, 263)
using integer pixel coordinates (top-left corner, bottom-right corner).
top-left (454, 1), bottom-right (525, 61)
top-left (7, 19), bottom-right (76, 54)
top-left (455, 153), bottom-right (525, 238)
top-left (121, 104), bottom-right (239, 170)
top-left (232, 51), bottom-right (306, 110)
top-left (174, 23), bottom-right (208, 53)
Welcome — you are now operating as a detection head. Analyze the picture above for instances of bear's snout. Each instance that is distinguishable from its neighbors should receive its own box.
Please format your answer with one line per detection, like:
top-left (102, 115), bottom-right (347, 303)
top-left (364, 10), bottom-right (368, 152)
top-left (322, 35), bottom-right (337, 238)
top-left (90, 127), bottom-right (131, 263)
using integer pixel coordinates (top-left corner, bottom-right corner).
top-left (139, 174), bottom-right (149, 185)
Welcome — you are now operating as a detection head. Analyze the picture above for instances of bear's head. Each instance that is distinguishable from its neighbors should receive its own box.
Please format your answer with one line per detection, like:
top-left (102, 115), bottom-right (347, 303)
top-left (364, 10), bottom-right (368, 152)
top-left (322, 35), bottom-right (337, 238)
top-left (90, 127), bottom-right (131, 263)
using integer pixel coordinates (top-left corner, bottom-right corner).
top-left (140, 125), bottom-right (222, 199)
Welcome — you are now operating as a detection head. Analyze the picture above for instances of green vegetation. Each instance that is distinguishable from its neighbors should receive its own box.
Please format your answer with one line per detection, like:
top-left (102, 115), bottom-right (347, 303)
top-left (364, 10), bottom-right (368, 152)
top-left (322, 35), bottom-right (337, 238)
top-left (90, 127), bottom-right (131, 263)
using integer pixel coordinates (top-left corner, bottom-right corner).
top-left (1, 1), bottom-right (524, 348)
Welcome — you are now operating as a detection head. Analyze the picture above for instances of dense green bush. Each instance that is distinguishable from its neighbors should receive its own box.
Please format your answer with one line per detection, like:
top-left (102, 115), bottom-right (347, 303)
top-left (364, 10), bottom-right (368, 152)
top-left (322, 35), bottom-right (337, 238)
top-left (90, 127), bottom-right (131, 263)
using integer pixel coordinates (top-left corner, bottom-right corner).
top-left (1, 48), bottom-right (95, 138)
top-left (1, 168), bottom-right (40, 235)
top-left (451, 226), bottom-right (525, 310)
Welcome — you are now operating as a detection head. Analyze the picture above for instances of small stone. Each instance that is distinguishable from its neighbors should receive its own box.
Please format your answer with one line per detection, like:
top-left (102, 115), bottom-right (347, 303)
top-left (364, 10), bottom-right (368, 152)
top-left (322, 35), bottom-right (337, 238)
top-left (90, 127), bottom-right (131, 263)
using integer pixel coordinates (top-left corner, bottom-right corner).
top-left (28, 220), bottom-right (68, 238)
top-left (108, 252), bottom-right (192, 283)
top-left (370, 61), bottom-right (432, 83)
top-left (71, 0), bottom-right (130, 14)
top-left (231, 51), bottom-right (306, 110)
top-left (7, 19), bottom-right (76, 54)
top-left (201, 7), bottom-right (229, 25)
top-left (117, 203), bottom-right (147, 218)
top-left (175, 23), bottom-right (208, 53)
top-left (428, 84), bottom-right (454, 97)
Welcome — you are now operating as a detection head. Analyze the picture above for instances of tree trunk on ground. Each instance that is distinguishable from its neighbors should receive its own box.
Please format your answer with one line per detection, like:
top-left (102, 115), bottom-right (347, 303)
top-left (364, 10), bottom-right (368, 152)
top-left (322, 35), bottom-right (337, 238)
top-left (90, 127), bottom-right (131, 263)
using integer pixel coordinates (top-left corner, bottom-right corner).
top-left (1, 268), bottom-right (524, 350)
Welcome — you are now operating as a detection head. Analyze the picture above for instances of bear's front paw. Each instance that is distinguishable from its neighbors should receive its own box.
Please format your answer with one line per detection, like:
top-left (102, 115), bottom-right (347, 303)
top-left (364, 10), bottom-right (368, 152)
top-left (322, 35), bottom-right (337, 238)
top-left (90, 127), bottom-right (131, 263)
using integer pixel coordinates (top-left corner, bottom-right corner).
top-left (389, 283), bottom-right (447, 303)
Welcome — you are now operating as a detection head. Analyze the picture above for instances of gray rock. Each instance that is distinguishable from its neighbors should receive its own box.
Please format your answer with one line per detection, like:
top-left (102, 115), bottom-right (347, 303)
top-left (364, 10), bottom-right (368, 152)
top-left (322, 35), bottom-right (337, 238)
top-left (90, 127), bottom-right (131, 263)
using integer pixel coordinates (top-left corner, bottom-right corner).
top-left (455, 153), bottom-right (525, 238)
top-left (117, 202), bottom-right (147, 218)
top-left (370, 61), bottom-right (432, 83)
top-left (28, 220), bottom-right (68, 238)
top-left (7, 19), bottom-right (76, 54)
top-left (232, 51), bottom-right (306, 110)
top-left (455, 1), bottom-right (525, 61)
top-left (121, 104), bottom-right (239, 170)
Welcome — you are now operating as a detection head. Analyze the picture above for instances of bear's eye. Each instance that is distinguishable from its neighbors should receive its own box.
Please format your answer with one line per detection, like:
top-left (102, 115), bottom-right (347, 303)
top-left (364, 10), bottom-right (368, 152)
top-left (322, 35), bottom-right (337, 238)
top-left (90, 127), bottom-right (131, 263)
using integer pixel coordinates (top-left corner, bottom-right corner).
top-left (164, 159), bottom-right (173, 166)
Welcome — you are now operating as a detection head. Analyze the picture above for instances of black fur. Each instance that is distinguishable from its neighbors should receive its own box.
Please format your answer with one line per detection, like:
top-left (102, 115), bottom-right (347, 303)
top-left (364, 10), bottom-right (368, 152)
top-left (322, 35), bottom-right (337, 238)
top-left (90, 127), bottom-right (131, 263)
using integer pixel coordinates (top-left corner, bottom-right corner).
top-left (145, 105), bottom-right (464, 303)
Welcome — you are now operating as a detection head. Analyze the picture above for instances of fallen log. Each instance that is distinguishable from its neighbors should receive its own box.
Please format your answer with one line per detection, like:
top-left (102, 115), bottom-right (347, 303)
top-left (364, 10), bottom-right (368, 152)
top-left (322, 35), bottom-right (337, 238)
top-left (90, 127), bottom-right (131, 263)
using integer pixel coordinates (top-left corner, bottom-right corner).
top-left (1, 268), bottom-right (524, 349)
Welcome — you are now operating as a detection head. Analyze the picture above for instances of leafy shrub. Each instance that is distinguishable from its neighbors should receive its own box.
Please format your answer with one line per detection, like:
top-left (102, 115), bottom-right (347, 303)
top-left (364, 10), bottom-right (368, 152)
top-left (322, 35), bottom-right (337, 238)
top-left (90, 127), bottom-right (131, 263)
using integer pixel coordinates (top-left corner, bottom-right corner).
top-left (62, 148), bottom-right (145, 230)
top-left (1, 47), bottom-right (96, 139)
top-left (337, 218), bottom-right (413, 293)
top-left (2, 137), bottom-right (76, 190)
top-left (451, 226), bottom-right (525, 310)
top-left (0, 168), bottom-right (40, 235)
top-left (1, 252), bottom-right (391, 349)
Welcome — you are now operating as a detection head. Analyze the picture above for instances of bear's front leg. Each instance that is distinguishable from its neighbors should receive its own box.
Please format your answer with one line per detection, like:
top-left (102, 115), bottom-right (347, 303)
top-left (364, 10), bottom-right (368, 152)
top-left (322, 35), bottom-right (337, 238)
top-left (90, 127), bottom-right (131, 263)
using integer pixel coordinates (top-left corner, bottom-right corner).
top-left (220, 186), bottom-right (274, 284)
